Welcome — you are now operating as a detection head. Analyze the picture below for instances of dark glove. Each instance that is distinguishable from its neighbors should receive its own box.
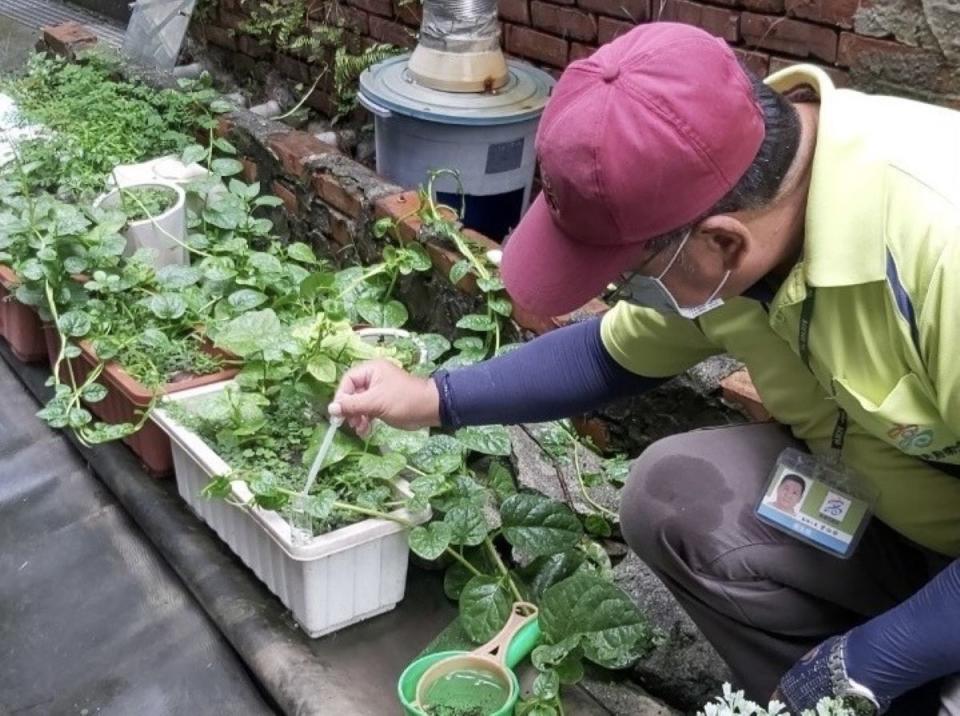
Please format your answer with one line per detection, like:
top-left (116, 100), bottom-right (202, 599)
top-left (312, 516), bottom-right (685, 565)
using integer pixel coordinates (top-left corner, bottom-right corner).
top-left (776, 634), bottom-right (887, 715)
top-left (777, 559), bottom-right (960, 714)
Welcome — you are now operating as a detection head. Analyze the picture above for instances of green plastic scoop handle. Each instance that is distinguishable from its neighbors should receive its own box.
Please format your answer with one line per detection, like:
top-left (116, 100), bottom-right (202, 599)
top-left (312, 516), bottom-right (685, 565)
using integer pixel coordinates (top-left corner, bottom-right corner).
top-left (504, 617), bottom-right (541, 668)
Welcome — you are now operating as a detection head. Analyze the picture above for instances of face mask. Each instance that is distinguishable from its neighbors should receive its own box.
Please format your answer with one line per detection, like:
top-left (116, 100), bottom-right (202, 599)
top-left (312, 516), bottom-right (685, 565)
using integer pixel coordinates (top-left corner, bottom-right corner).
top-left (618, 230), bottom-right (731, 319)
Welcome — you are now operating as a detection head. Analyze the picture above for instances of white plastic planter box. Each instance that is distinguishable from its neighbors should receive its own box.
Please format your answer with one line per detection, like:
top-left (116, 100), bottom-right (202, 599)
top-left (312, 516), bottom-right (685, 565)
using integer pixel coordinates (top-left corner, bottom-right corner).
top-left (95, 180), bottom-right (188, 269)
top-left (153, 381), bottom-right (428, 637)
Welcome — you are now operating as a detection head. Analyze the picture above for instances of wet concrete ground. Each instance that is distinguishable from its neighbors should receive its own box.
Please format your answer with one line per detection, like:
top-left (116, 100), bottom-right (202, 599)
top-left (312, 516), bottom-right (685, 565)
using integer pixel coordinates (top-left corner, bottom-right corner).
top-left (0, 14), bottom-right (39, 73)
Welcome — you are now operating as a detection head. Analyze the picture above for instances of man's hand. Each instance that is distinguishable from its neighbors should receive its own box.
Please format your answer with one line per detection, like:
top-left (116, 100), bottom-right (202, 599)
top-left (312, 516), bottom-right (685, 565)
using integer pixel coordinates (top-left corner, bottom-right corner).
top-left (775, 635), bottom-right (883, 714)
top-left (329, 359), bottom-right (441, 436)
top-left (776, 559), bottom-right (960, 715)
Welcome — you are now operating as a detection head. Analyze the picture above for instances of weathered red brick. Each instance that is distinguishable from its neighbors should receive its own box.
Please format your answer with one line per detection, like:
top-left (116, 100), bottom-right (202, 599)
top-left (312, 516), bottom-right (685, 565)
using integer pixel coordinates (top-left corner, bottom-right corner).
top-left (312, 173), bottom-right (363, 217)
top-left (42, 22), bottom-right (98, 58)
top-left (515, 298), bottom-right (611, 338)
top-left (741, 0), bottom-right (784, 11)
top-left (733, 47), bottom-right (770, 77)
top-left (836, 31), bottom-right (920, 68)
top-left (657, 0), bottom-right (739, 42)
top-left (557, 298), bottom-right (609, 326)
top-left (229, 51), bottom-right (257, 75)
top-left (512, 304), bottom-right (558, 335)
top-left (218, 9), bottom-right (246, 29)
top-left (570, 416), bottom-right (613, 451)
top-left (741, 12), bottom-right (837, 62)
top-left (505, 24), bottom-right (569, 67)
top-left (569, 42), bottom-right (596, 61)
top-left (241, 157), bottom-right (258, 184)
top-left (237, 34), bottom-right (272, 58)
top-left (785, 0), bottom-right (858, 29)
top-left (374, 192), bottom-right (420, 242)
top-left (348, 0), bottom-right (394, 17)
top-left (329, 209), bottom-right (356, 246)
top-left (215, 116), bottom-right (235, 139)
top-left (393, 0), bottom-right (421, 27)
top-left (768, 55), bottom-right (849, 86)
top-left (268, 131), bottom-right (340, 179)
top-left (839, 34), bottom-right (960, 98)
top-left (204, 25), bottom-right (237, 51)
top-left (720, 369), bottom-right (772, 422)
top-left (461, 228), bottom-right (501, 255)
top-left (500, 0), bottom-right (532, 25)
top-left (597, 16), bottom-right (634, 44)
top-left (316, 5), bottom-right (370, 34)
top-left (271, 181), bottom-right (299, 214)
top-left (375, 193), bottom-right (481, 292)
top-left (531, 2), bottom-right (598, 42)
top-left (305, 89), bottom-right (339, 118)
top-left (275, 53), bottom-right (314, 83)
top-left (576, 0), bottom-right (648, 22)
top-left (368, 16), bottom-right (417, 47)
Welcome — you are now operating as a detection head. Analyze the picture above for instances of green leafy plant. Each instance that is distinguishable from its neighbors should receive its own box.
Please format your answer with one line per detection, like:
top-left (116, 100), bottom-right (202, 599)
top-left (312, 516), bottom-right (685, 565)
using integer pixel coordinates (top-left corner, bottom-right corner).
top-left (117, 185), bottom-right (178, 222)
top-left (373, 170), bottom-right (514, 363)
top-left (1, 53), bottom-right (216, 198)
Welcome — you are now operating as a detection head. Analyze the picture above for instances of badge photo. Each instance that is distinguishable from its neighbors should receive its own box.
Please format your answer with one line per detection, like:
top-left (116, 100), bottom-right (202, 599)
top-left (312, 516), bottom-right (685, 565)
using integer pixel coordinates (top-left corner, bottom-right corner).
top-left (756, 449), bottom-right (874, 559)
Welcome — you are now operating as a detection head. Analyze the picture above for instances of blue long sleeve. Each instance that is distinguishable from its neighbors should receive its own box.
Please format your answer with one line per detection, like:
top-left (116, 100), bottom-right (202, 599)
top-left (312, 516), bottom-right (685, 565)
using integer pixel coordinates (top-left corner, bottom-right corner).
top-left (431, 318), bottom-right (663, 429)
top-left (847, 559), bottom-right (960, 702)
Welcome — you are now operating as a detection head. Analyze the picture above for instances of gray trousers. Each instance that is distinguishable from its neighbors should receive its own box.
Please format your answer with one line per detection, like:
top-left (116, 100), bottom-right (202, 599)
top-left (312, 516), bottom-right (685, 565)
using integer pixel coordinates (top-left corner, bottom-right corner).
top-left (619, 422), bottom-right (959, 715)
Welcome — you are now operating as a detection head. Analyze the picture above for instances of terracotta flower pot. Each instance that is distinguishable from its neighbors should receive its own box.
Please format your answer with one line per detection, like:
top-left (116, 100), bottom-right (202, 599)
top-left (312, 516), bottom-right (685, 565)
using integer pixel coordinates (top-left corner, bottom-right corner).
top-left (0, 264), bottom-right (47, 364)
top-left (43, 324), bottom-right (239, 477)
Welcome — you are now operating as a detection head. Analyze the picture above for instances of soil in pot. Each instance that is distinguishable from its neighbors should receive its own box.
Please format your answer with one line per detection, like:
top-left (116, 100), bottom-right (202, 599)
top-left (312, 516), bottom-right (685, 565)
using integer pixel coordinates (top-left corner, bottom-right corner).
top-left (118, 185), bottom-right (178, 222)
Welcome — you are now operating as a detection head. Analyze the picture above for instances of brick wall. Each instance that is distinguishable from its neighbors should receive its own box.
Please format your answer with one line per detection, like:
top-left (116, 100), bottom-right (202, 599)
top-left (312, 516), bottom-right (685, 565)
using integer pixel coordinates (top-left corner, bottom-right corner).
top-left (195, 0), bottom-right (960, 111)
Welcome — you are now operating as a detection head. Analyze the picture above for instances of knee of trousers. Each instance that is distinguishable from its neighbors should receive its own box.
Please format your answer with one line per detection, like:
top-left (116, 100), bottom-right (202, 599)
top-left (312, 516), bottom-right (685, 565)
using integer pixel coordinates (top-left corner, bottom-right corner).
top-left (618, 432), bottom-right (728, 572)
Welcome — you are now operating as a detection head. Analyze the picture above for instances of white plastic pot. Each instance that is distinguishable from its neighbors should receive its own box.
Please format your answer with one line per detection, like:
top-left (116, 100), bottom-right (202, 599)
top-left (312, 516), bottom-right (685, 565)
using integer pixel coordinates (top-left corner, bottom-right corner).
top-left (107, 155), bottom-right (226, 215)
top-left (95, 180), bottom-right (188, 269)
top-left (152, 381), bottom-right (430, 638)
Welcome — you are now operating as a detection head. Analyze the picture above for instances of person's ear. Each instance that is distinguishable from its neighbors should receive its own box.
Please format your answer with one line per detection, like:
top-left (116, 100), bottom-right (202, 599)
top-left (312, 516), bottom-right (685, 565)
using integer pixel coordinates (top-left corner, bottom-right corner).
top-left (698, 215), bottom-right (752, 272)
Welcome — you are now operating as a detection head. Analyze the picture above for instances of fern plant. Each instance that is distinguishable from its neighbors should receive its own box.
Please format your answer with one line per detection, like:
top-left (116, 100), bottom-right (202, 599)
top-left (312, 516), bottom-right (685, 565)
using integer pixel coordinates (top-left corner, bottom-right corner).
top-left (333, 44), bottom-right (401, 116)
top-left (236, 0), bottom-right (402, 118)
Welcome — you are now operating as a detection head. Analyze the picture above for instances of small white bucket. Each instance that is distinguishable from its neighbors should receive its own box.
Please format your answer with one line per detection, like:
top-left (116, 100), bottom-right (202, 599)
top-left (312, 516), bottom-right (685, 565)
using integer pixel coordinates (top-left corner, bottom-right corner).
top-left (95, 180), bottom-right (188, 269)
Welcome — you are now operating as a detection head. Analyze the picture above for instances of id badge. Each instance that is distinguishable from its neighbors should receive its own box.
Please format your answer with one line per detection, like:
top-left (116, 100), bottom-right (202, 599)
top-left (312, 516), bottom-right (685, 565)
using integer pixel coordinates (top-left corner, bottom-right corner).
top-left (755, 448), bottom-right (877, 559)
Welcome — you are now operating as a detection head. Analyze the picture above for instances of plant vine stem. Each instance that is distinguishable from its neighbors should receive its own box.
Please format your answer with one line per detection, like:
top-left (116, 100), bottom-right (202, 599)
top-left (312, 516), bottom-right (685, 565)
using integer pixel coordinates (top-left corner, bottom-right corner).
top-left (275, 69), bottom-right (326, 121)
top-left (485, 537), bottom-right (523, 603)
top-left (44, 280), bottom-right (79, 391)
top-left (572, 440), bottom-right (617, 520)
top-left (338, 264), bottom-right (388, 297)
top-left (446, 547), bottom-right (482, 577)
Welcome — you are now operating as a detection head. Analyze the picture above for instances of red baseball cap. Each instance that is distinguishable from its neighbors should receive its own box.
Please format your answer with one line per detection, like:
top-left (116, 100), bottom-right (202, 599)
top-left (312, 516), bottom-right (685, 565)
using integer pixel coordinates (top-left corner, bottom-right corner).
top-left (501, 22), bottom-right (765, 317)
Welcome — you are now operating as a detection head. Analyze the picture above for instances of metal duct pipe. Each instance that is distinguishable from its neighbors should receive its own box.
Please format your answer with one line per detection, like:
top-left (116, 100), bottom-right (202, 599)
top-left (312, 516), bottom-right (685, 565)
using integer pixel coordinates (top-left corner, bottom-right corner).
top-left (407, 0), bottom-right (509, 92)
top-left (419, 0), bottom-right (500, 53)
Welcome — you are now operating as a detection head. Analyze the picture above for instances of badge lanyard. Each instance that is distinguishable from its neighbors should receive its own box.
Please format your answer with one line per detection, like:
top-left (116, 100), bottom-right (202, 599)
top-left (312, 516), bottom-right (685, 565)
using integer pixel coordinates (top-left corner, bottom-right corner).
top-left (798, 288), bottom-right (848, 457)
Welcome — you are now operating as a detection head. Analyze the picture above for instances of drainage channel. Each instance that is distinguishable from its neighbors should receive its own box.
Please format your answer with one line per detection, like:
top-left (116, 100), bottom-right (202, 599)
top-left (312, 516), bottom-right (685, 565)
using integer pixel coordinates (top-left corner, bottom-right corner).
top-left (0, 0), bottom-right (125, 47)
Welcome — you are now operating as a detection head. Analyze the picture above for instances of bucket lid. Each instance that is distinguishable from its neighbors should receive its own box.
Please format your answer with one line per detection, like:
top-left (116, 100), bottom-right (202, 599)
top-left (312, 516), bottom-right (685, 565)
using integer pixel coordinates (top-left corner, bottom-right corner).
top-left (359, 54), bottom-right (554, 126)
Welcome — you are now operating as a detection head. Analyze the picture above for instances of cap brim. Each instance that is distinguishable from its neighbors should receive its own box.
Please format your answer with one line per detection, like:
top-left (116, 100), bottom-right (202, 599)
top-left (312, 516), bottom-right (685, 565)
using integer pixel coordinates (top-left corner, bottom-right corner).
top-left (502, 195), bottom-right (646, 317)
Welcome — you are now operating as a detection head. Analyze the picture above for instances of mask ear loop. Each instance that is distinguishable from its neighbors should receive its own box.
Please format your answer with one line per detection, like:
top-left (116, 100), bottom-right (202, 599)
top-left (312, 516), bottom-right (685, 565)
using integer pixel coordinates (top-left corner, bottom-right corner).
top-left (656, 228), bottom-right (694, 281)
top-left (704, 269), bottom-right (732, 304)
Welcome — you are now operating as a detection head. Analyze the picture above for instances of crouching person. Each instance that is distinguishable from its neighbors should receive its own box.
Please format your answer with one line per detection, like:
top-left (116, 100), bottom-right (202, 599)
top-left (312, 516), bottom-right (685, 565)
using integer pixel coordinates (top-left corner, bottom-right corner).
top-left (333, 22), bottom-right (960, 715)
